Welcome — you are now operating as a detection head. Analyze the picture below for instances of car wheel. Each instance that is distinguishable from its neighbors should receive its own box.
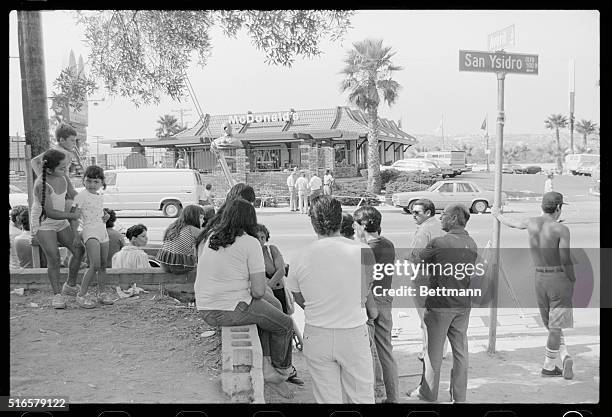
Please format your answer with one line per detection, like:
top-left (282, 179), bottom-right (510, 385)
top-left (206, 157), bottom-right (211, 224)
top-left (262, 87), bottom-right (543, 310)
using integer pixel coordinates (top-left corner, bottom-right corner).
top-left (162, 200), bottom-right (182, 218)
top-left (472, 200), bottom-right (488, 214)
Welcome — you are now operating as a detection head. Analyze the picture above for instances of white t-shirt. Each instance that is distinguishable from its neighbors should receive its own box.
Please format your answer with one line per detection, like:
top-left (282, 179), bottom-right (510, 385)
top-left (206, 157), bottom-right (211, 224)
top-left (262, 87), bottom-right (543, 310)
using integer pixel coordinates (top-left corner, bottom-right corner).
top-left (73, 191), bottom-right (105, 228)
top-left (286, 236), bottom-right (373, 328)
top-left (323, 174), bottom-right (333, 186)
top-left (287, 174), bottom-right (296, 187)
top-left (195, 233), bottom-right (265, 311)
top-left (544, 179), bottom-right (553, 193)
top-left (309, 175), bottom-right (322, 191)
top-left (295, 176), bottom-right (309, 192)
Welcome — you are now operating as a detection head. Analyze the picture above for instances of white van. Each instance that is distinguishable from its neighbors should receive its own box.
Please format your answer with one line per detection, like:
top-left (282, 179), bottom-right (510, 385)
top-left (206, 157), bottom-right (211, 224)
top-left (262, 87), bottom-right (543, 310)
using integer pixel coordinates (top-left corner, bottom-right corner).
top-left (101, 169), bottom-right (206, 217)
top-left (565, 154), bottom-right (600, 175)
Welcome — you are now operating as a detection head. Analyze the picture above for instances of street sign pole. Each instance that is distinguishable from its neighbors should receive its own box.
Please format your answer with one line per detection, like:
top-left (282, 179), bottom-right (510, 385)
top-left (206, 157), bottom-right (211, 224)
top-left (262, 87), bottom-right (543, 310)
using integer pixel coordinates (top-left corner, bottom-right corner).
top-left (489, 71), bottom-right (505, 354)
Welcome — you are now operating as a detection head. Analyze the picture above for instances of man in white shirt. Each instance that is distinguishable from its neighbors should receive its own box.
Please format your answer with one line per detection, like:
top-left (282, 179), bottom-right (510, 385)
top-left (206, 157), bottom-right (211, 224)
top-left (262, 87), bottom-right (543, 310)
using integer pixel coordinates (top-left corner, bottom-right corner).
top-left (287, 167), bottom-right (298, 212)
top-left (286, 195), bottom-right (376, 403)
top-left (323, 169), bottom-right (334, 195)
top-left (295, 172), bottom-right (310, 214)
top-left (308, 172), bottom-right (323, 205)
top-left (544, 173), bottom-right (554, 193)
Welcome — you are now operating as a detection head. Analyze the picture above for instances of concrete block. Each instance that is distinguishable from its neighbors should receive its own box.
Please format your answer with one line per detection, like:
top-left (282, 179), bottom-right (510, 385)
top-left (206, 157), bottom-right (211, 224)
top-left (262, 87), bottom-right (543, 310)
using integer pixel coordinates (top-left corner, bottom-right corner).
top-left (221, 324), bottom-right (264, 403)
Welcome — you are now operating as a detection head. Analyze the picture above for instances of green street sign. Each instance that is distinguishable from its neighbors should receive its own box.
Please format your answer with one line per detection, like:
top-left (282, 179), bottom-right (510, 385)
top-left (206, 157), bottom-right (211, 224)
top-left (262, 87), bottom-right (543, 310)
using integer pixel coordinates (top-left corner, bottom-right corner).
top-left (459, 50), bottom-right (538, 75)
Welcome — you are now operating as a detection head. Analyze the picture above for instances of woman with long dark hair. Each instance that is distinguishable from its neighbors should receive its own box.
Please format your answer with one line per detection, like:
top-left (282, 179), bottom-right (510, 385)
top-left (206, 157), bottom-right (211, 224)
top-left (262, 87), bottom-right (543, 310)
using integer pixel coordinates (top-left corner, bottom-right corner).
top-left (194, 198), bottom-right (297, 398)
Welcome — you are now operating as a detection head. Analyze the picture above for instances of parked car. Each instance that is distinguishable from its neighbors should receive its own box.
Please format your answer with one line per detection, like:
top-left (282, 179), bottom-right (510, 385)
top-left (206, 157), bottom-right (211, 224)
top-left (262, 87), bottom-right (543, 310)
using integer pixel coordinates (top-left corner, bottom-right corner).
top-left (78, 169), bottom-right (207, 217)
top-left (576, 161), bottom-right (599, 176)
top-left (565, 153), bottom-right (600, 175)
top-left (424, 158), bottom-right (455, 178)
top-left (391, 180), bottom-right (506, 214)
top-left (380, 159), bottom-right (441, 176)
top-left (416, 151), bottom-right (467, 175)
top-left (523, 165), bottom-right (542, 174)
top-left (9, 184), bottom-right (28, 208)
top-left (502, 164), bottom-right (522, 174)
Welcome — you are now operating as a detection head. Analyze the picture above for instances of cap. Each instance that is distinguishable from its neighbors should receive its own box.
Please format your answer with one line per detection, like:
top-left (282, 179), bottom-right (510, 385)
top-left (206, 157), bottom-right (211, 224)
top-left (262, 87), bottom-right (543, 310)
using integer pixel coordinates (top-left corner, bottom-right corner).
top-left (542, 192), bottom-right (568, 209)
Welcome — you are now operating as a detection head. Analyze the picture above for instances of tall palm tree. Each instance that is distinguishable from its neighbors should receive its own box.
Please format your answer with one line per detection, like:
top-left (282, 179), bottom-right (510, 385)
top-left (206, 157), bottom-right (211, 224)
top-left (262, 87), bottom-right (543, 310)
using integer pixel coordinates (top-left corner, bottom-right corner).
top-left (575, 119), bottom-right (598, 150)
top-left (544, 114), bottom-right (568, 172)
top-left (340, 38), bottom-right (402, 194)
top-left (155, 114), bottom-right (183, 137)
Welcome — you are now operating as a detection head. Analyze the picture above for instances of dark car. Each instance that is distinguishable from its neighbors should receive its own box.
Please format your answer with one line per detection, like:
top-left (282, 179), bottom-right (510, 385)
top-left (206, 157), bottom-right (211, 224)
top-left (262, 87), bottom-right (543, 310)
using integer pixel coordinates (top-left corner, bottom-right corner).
top-left (524, 165), bottom-right (542, 174)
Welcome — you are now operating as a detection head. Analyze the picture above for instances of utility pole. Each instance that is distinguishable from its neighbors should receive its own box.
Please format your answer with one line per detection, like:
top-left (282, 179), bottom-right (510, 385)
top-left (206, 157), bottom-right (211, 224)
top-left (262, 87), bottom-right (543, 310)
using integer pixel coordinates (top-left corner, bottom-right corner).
top-left (569, 59), bottom-right (575, 154)
top-left (172, 108), bottom-right (193, 129)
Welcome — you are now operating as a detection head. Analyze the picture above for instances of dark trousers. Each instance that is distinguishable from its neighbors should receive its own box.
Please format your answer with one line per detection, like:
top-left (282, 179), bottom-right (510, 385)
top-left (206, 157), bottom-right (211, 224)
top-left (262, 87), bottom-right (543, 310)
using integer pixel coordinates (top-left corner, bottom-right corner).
top-left (199, 298), bottom-right (293, 369)
top-left (366, 295), bottom-right (399, 402)
top-left (272, 287), bottom-right (288, 314)
top-left (420, 308), bottom-right (470, 402)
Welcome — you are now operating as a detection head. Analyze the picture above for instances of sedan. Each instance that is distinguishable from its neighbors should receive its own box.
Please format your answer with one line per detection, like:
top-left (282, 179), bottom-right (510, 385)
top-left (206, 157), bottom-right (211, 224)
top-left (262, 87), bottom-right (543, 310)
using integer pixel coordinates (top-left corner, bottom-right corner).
top-left (9, 185), bottom-right (29, 209)
top-left (391, 180), bottom-right (507, 214)
top-left (502, 164), bottom-right (523, 174)
top-left (381, 159), bottom-right (441, 176)
top-left (424, 158), bottom-right (456, 178)
top-left (524, 165), bottom-right (542, 174)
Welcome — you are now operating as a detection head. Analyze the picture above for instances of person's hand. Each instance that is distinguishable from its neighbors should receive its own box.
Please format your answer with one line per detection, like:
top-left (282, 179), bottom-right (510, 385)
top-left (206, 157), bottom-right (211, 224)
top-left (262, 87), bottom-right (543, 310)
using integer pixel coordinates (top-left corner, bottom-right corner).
top-left (69, 207), bottom-right (81, 220)
top-left (491, 206), bottom-right (501, 218)
top-left (101, 211), bottom-right (110, 223)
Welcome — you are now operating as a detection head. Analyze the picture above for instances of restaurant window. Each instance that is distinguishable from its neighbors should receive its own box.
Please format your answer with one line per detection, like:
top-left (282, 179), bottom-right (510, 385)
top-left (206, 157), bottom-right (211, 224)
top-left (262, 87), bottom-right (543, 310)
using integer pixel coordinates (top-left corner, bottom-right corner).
top-left (334, 142), bottom-right (353, 165)
top-left (252, 148), bottom-right (281, 171)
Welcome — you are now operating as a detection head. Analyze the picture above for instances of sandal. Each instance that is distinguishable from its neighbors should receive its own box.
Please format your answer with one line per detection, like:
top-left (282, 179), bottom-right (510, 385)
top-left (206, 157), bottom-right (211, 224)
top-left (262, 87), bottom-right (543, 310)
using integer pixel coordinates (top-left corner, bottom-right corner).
top-left (286, 366), bottom-right (304, 386)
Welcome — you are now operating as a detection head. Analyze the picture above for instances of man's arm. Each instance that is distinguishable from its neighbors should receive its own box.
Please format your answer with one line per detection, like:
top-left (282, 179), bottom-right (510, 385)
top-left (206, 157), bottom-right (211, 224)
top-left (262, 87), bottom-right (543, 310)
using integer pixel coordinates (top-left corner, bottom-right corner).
top-left (491, 207), bottom-right (529, 230)
top-left (292, 292), bottom-right (305, 310)
top-left (559, 225), bottom-right (576, 283)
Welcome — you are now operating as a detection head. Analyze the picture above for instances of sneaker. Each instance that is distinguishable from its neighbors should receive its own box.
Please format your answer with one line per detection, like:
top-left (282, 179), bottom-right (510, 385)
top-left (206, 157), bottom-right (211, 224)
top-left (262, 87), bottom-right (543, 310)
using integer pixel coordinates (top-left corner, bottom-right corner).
top-left (541, 366), bottom-right (563, 377)
top-left (52, 294), bottom-right (67, 309)
top-left (76, 294), bottom-right (96, 309)
top-left (61, 282), bottom-right (81, 297)
top-left (562, 356), bottom-right (574, 380)
top-left (97, 291), bottom-right (115, 305)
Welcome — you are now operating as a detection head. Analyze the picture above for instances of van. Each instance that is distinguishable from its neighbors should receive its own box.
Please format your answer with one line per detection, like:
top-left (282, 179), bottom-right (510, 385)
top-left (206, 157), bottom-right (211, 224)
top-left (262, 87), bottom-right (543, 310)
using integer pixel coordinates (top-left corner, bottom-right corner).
top-left (565, 154), bottom-right (600, 175)
top-left (101, 169), bottom-right (206, 217)
top-left (416, 151), bottom-right (467, 175)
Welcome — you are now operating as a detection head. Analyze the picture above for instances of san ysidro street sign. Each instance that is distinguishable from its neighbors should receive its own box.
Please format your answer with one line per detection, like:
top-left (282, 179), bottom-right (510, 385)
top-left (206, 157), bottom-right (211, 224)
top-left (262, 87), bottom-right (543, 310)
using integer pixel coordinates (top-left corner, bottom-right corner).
top-left (459, 50), bottom-right (538, 75)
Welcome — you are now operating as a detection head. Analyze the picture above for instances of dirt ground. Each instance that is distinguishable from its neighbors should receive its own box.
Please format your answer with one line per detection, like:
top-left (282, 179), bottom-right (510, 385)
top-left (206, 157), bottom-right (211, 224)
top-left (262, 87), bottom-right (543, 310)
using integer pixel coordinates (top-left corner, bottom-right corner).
top-left (11, 289), bottom-right (599, 404)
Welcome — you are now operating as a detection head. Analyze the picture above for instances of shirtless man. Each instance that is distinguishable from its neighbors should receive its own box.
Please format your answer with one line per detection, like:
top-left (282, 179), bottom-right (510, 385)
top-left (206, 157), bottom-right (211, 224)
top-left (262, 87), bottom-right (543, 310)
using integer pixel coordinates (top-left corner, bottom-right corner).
top-left (492, 191), bottom-right (575, 379)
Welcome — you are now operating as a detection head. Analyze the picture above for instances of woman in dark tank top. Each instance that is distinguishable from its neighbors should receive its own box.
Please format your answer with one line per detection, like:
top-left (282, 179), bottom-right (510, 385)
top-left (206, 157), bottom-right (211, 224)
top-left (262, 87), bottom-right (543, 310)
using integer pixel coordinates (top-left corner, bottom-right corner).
top-left (255, 224), bottom-right (289, 314)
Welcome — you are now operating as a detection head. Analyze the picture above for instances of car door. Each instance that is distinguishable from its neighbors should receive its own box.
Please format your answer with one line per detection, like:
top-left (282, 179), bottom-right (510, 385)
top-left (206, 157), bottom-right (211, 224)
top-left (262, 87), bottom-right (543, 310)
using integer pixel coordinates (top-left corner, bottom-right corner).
top-left (435, 182), bottom-right (455, 209)
top-left (455, 182), bottom-right (475, 206)
top-left (101, 172), bottom-right (119, 209)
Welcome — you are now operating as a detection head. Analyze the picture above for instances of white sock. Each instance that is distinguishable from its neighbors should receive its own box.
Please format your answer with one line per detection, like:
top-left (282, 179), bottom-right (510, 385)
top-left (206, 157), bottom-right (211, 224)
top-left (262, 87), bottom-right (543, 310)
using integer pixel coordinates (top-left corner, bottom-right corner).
top-left (559, 334), bottom-right (570, 362)
top-left (543, 347), bottom-right (559, 371)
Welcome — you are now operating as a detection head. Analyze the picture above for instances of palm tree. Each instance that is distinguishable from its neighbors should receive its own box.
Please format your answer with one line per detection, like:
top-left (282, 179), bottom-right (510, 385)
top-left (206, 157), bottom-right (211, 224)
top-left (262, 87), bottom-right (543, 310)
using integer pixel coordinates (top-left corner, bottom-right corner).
top-left (340, 38), bottom-right (402, 194)
top-left (544, 114), bottom-right (568, 172)
top-left (155, 114), bottom-right (184, 138)
top-left (575, 119), bottom-right (598, 150)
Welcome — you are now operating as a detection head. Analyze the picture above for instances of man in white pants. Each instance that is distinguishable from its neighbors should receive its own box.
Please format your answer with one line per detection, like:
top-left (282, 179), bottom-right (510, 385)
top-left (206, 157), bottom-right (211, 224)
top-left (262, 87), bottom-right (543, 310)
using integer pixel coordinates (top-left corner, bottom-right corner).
top-left (287, 167), bottom-right (298, 212)
top-left (295, 172), bottom-right (310, 214)
top-left (287, 195), bottom-right (375, 403)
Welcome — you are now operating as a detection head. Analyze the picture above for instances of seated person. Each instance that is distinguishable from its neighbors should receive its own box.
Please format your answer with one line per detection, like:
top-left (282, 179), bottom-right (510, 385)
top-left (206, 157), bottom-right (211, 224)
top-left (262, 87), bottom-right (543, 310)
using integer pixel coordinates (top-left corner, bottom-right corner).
top-left (104, 208), bottom-right (127, 267)
top-left (10, 205), bottom-right (27, 268)
top-left (211, 123), bottom-right (243, 150)
top-left (156, 205), bottom-right (206, 274)
top-left (111, 224), bottom-right (151, 269)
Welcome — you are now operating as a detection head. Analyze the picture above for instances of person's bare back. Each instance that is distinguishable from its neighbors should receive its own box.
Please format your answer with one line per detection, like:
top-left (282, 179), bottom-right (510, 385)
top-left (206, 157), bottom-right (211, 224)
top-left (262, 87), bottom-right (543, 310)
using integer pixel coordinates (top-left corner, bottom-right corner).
top-left (527, 217), bottom-right (568, 267)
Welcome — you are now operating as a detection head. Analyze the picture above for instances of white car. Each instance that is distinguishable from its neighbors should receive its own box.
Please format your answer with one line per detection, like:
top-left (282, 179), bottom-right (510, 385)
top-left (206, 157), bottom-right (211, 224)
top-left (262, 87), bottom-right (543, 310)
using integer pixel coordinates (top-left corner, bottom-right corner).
top-left (380, 159), bottom-right (441, 175)
top-left (9, 185), bottom-right (29, 208)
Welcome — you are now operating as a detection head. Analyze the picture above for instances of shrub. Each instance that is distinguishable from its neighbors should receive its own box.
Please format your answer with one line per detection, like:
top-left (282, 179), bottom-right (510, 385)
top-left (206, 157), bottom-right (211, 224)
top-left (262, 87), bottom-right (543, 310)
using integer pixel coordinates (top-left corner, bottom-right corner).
top-left (381, 168), bottom-right (401, 188)
top-left (385, 180), bottom-right (430, 195)
top-left (394, 171), bottom-right (440, 186)
top-left (333, 179), bottom-right (380, 206)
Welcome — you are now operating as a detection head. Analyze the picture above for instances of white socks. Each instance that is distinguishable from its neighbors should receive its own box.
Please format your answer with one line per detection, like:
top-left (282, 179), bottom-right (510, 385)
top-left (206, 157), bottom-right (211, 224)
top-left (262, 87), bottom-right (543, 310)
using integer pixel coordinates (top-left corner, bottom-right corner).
top-left (543, 347), bottom-right (559, 371)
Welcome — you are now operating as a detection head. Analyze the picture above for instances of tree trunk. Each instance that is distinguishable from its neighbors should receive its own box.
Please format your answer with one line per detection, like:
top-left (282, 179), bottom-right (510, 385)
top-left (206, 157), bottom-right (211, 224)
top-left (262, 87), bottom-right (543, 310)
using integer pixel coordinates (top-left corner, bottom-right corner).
top-left (555, 127), bottom-right (563, 172)
top-left (583, 133), bottom-right (588, 149)
top-left (366, 108), bottom-right (381, 194)
top-left (18, 11), bottom-right (49, 158)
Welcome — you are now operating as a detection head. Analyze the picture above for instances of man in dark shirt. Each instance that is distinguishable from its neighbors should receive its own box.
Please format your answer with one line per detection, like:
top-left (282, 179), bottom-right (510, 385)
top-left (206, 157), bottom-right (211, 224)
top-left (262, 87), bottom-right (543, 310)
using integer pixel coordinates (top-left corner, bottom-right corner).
top-left (409, 203), bottom-right (478, 403)
top-left (353, 206), bottom-right (399, 403)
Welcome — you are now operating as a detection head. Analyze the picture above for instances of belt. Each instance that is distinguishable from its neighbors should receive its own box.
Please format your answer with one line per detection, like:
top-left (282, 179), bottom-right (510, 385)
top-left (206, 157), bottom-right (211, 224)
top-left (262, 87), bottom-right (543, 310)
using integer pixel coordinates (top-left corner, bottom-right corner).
top-left (535, 266), bottom-right (564, 272)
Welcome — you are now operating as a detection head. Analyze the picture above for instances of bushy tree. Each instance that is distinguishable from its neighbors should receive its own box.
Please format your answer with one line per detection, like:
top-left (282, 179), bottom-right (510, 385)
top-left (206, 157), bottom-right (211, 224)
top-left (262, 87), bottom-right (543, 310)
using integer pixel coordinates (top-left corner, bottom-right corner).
top-left (155, 114), bottom-right (185, 138)
top-left (575, 119), bottom-right (598, 150)
top-left (75, 10), bottom-right (354, 106)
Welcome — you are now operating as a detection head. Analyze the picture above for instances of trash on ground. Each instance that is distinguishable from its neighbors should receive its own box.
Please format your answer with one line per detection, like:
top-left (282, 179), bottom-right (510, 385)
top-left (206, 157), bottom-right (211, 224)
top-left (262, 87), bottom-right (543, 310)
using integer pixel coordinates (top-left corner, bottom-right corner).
top-left (11, 288), bottom-right (25, 296)
top-left (115, 283), bottom-right (149, 298)
top-left (27, 302), bottom-right (39, 308)
top-left (200, 330), bottom-right (216, 338)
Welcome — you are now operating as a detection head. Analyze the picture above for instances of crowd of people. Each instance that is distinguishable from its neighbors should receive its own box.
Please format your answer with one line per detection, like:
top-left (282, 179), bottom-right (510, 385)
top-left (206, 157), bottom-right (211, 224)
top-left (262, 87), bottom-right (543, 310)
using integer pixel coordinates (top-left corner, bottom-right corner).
top-left (11, 122), bottom-right (578, 403)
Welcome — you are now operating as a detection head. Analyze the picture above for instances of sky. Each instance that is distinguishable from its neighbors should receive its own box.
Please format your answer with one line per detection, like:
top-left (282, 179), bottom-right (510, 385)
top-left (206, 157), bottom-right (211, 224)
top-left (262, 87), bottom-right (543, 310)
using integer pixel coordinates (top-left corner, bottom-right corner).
top-left (9, 10), bottom-right (600, 153)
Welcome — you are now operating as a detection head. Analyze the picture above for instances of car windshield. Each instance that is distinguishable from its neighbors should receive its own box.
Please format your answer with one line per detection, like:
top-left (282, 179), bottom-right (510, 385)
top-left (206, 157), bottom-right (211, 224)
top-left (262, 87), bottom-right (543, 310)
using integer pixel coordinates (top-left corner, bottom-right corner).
top-left (427, 181), bottom-right (443, 191)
